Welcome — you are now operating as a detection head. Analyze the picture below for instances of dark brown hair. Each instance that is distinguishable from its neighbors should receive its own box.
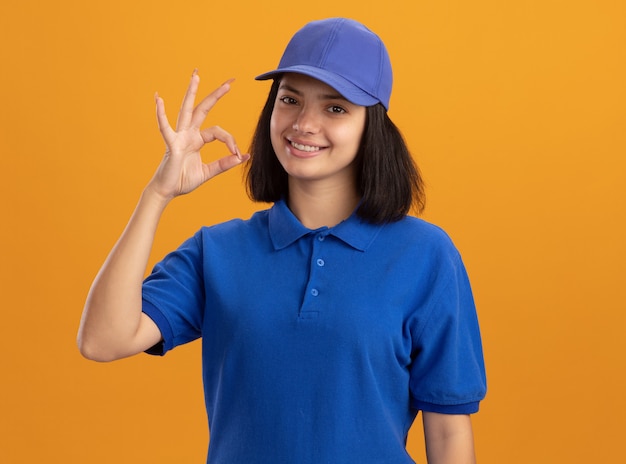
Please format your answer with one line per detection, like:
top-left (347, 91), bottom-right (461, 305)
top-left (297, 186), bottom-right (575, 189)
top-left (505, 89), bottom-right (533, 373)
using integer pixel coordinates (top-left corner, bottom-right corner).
top-left (245, 78), bottom-right (425, 223)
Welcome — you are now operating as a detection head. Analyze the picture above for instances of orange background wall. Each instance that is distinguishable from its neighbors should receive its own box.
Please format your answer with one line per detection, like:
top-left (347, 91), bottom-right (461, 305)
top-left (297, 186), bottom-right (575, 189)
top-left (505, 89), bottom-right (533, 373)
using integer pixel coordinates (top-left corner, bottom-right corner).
top-left (1, 0), bottom-right (624, 462)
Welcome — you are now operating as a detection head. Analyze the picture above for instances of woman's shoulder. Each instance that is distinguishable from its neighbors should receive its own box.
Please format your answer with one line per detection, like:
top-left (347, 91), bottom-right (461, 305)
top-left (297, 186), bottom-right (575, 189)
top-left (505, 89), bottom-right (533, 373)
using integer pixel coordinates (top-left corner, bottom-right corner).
top-left (196, 207), bottom-right (273, 241)
top-left (388, 215), bottom-right (455, 246)
top-left (377, 215), bottom-right (464, 264)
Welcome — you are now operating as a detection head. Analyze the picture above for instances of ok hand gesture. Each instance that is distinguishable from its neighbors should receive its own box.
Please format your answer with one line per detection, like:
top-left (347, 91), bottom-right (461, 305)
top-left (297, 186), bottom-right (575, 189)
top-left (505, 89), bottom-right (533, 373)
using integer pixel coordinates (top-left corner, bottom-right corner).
top-left (149, 70), bottom-right (249, 200)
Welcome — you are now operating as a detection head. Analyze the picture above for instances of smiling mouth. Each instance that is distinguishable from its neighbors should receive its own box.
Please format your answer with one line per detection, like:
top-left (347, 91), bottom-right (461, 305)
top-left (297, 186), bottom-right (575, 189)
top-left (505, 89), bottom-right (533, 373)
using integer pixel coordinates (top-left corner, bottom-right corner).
top-left (288, 139), bottom-right (324, 152)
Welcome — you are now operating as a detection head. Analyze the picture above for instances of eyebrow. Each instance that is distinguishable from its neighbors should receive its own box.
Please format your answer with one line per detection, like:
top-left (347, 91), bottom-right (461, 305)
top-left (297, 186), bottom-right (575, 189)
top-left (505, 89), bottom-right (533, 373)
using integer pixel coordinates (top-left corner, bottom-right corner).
top-left (278, 83), bottom-right (349, 102)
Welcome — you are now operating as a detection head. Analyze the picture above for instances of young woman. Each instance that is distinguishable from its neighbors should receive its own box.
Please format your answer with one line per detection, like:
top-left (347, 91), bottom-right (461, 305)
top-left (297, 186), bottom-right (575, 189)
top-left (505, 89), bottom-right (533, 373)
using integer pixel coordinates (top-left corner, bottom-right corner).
top-left (78, 17), bottom-right (486, 464)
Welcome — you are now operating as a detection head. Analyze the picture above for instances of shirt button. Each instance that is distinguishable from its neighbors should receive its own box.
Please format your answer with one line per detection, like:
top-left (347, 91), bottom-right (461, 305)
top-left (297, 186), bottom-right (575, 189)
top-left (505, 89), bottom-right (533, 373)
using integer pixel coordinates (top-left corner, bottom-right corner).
top-left (310, 288), bottom-right (319, 297)
top-left (317, 235), bottom-right (325, 241)
top-left (316, 258), bottom-right (325, 267)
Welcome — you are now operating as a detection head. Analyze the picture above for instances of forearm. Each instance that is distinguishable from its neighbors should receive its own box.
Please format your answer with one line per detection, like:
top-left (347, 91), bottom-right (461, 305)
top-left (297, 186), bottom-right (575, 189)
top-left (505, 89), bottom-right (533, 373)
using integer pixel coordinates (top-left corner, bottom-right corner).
top-left (77, 185), bottom-right (169, 361)
top-left (423, 412), bottom-right (476, 464)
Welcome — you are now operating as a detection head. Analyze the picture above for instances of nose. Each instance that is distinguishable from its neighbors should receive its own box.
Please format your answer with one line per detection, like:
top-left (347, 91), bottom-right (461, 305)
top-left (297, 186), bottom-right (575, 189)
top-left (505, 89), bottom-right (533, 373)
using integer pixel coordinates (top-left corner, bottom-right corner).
top-left (292, 107), bottom-right (319, 134)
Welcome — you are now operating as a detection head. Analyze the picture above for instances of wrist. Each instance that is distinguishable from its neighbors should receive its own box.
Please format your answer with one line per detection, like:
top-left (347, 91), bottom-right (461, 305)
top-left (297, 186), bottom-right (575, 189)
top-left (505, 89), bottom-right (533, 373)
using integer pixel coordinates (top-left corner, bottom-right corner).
top-left (141, 182), bottom-right (175, 210)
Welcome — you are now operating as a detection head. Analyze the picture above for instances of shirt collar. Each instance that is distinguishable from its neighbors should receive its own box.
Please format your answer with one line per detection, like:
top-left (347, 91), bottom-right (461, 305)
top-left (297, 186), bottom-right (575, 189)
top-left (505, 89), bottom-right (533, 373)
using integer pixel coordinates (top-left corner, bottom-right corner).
top-left (269, 199), bottom-right (383, 252)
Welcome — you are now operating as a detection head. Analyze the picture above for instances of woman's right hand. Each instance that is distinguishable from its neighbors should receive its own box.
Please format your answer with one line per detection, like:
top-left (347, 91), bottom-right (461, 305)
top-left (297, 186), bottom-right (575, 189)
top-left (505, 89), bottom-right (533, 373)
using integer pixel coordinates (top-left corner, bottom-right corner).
top-left (78, 70), bottom-right (251, 362)
top-left (149, 70), bottom-right (249, 201)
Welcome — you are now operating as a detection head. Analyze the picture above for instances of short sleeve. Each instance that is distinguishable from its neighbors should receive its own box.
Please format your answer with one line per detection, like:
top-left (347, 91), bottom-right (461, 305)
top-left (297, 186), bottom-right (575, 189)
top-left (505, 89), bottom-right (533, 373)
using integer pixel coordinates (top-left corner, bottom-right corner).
top-left (409, 252), bottom-right (487, 414)
top-left (142, 231), bottom-right (205, 355)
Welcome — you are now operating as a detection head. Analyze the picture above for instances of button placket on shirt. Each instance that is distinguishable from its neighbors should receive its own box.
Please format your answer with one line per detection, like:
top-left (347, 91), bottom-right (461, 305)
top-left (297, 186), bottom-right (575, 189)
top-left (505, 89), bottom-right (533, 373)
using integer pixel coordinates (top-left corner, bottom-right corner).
top-left (300, 232), bottom-right (328, 317)
top-left (310, 233), bottom-right (326, 298)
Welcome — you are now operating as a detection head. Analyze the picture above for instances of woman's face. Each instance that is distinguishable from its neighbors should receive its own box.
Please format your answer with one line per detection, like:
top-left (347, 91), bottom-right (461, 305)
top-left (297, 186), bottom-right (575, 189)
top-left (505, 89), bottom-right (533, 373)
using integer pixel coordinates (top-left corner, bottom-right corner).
top-left (270, 73), bottom-right (366, 188)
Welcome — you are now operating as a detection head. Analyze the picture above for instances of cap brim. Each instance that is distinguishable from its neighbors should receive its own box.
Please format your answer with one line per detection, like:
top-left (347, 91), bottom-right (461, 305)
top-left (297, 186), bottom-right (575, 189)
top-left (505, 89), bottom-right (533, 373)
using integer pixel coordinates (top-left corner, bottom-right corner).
top-left (255, 65), bottom-right (380, 108)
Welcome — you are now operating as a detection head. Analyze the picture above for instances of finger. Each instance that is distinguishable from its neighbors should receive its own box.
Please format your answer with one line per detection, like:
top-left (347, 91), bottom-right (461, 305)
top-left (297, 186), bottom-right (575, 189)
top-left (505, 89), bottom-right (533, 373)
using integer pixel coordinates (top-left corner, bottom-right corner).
top-left (199, 125), bottom-right (242, 160)
top-left (203, 152), bottom-right (250, 181)
top-left (189, 78), bottom-right (235, 130)
top-left (176, 69), bottom-right (200, 130)
top-left (155, 93), bottom-right (175, 140)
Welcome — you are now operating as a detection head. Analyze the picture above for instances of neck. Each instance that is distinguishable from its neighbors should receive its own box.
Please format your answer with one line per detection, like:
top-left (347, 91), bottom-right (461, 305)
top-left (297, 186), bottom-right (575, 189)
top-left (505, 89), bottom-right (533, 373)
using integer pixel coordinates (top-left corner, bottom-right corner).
top-left (287, 179), bottom-right (360, 229)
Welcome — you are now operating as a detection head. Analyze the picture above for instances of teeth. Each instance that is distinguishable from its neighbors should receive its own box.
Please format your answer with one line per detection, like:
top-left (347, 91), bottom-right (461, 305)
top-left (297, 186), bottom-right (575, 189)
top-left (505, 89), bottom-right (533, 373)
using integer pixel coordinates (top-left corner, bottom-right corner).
top-left (290, 141), bottom-right (320, 152)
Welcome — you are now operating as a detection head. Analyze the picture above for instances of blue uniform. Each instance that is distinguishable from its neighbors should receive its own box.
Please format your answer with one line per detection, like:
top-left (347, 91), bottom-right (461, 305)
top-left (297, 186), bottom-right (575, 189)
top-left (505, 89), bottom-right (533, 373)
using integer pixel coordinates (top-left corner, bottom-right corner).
top-left (142, 199), bottom-right (486, 463)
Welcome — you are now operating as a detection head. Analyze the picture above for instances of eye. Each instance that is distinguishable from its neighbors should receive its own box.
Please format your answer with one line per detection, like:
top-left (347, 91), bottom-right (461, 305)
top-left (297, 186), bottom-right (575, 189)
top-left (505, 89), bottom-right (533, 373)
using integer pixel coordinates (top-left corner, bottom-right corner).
top-left (327, 105), bottom-right (347, 114)
top-left (279, 96), bottom-right (298, 105)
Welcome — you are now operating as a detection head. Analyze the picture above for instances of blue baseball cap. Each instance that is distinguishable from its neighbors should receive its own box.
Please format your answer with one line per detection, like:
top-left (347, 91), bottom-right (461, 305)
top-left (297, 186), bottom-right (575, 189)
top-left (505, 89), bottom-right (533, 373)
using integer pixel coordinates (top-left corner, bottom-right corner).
top-left (255, 18), bottom-right (393, 110)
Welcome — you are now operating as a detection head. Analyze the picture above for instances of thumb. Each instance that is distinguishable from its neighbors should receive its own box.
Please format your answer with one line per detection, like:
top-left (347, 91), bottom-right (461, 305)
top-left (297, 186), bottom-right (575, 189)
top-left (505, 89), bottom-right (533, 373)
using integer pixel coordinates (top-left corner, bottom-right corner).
top-left (203, 153), bottom-right (250, 181)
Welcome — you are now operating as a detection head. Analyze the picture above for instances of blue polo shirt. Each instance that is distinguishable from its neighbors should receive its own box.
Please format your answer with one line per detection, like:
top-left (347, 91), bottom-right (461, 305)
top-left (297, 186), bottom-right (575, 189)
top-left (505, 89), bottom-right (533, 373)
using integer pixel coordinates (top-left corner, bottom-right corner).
top-left (142, 199), bottom-right (486, 464)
